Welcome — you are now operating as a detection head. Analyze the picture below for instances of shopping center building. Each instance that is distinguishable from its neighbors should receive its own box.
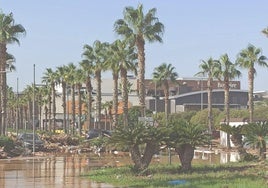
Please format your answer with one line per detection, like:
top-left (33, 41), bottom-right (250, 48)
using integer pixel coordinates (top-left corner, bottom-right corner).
top-left (144, 77), bottom-right (248, 113)
top-left (44, 77), bottom-right (249, 130)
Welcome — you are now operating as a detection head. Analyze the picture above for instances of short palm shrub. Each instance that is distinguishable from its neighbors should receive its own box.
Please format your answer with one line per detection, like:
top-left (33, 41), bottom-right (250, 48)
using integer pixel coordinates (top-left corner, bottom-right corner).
top-left (0, 136), bottom-right (15, 152)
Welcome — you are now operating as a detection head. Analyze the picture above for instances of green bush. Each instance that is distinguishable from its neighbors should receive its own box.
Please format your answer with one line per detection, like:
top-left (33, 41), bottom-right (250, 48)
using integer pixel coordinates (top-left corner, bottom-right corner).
top-left (0, 136), bottom-right (15, 152)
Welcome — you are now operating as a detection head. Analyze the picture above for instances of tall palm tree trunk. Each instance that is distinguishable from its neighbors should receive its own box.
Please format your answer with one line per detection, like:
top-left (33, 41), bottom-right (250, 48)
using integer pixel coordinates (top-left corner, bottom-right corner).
top-left (224, 81), bottom-right (231, 149)
top-left (207, 78), bottom-right (213, 134)
top-left (121, 69), bottom-right (128, 127)
top-left (96, 71), bottom-right (102, 129)
top-left (18, 106), bottom-right (22, 130)
top-left (86, 76), bottom-right (92, 130)
top-left (48, 93), bottom-right (52, 131)
top-left (71, 85), bottom-right (76, 135)
top-left (77, 84), bottom-right (82, 136)
top-left (112, 73), bottom-right (119, 128)
top-left (38, 101), bottom-right (42, 130)
top-left (2, 69), bottom-right (7, 135)
top-left (248, 68), bottom-right (254, 123)
top-left (52, 83), bottom-right (56, 133)
top-left (62, 82), bottom-right (67, 133)
top-left (164, 82), bottom-right (169, 121)
top-left (44, 106), bottom-right (48, 131)
top-left (0, 83), bottom-right (2, 134)
top-left (136, 36), bottom-right (146, 117)
top-left (0, 44), bottom-right (6, 135)
top-left (28, 100), bottom-right (32, 129)
top-left (23, 106), bottom-right (28, 130)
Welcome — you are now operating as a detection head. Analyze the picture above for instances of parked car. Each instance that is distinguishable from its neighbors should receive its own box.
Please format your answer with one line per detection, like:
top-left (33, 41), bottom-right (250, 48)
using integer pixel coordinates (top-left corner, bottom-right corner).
top-left (86, 129), bottom-right (112, 139)
top-left (17, 133), bottom-right (44, 151)
top-left (86, 129), bottom-right (100, 139)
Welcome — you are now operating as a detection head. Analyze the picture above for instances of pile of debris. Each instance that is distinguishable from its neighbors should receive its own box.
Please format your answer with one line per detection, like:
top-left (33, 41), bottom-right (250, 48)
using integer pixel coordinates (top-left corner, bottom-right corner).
top-left (0, 145), bottom-right (26, 159)
top-left (0, 133), bottom-right (99, 158)
top-left (41, 133), bottom-right (83, 152)
top-left (0, 147), bottom-right (7, 159)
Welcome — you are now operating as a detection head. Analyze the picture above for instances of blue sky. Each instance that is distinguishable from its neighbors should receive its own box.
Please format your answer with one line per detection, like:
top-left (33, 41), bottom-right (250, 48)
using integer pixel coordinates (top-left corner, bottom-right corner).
top-left (1, 0), bottom-right (268, 91)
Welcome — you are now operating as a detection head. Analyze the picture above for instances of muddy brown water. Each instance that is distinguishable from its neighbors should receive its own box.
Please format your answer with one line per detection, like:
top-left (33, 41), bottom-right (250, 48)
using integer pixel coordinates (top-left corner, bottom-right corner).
top-left (0, 150), bottom-right (239, 188)
top-left (0, 153), bottom-right (119, 188)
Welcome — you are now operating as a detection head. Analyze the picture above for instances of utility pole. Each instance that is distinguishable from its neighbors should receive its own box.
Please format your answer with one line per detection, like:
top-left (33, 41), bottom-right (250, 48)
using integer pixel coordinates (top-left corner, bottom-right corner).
top-left (16, 78), bottom-right (19, 136)
top-left (33, 64), bottom-right (36, 154)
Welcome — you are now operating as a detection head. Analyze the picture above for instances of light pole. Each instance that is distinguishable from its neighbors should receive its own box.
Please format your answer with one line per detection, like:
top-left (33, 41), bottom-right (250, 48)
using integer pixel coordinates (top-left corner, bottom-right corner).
top-left (154, 82), bottom-right (157, 113)
top-left (33, 64), bottom-right (36, 154)
top-left (201, 78), bottom-right (203, 110)
top-left (64, 84), bottom-right (70, 134)
top-left (16, 77), bottom-right (19, 136)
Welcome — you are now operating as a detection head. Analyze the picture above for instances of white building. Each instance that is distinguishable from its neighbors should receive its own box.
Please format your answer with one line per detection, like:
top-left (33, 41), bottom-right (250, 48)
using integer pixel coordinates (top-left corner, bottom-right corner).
top-left (220, 118), bottom-right (248, 147)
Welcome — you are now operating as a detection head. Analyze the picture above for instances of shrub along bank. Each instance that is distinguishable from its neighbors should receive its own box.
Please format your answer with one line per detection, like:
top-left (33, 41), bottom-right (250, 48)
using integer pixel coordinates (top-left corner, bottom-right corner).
top-left (85, 162), bottom-right (268, 187)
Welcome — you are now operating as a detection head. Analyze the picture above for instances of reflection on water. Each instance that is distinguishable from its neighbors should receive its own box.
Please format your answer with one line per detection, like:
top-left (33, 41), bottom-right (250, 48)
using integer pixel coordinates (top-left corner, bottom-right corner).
top-left (0, 154), bottom-right (115, 188)
top-left (193, 149), bottom-right (240, 164)
top-left (220, 152), bottom-right (240, 164)
top-left (0, 150), bottom-right (240, 188)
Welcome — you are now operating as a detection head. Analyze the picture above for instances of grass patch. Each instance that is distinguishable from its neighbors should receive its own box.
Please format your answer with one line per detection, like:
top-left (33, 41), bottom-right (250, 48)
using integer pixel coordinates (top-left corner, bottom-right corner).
top-left (83, 161), bottom-right (268, 187)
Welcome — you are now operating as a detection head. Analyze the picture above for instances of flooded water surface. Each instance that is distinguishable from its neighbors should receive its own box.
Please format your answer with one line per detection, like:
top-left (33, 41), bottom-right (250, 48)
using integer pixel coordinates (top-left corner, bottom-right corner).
top-left (0, 150), bottom-right (239, 188)
top-left (0, 154), bottom-right (115, 188)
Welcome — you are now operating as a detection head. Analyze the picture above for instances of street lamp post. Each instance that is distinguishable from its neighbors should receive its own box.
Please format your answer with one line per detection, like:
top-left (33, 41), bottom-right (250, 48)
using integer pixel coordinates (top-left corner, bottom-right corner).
top-left (201, 78), bottom-right (203, 110)
top-left (154, 82), bottom-right (157, 113)
top-left (16, 77), bottom-right (19, 136)
top-left (33, 64), bottom-right (36, 154)
top-left (65, 85), bottom-right (68, 133)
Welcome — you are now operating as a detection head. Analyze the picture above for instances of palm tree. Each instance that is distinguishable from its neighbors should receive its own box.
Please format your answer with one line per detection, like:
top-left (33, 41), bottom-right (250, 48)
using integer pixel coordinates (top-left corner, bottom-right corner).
top-left (80, 50), bottom-right (94, 131)
top-left (195, 57), bottom-right (218, 133)
top-left (56, 65), bottom-right (69, 133)
top-left (243, 121), bottom-right (268, 160)
top-left (64, 63), bottom-right (77, 134)
top-left (104, 42), bottom-right (120, 128)
top-left (106, 39), bottom-right (137, 127)
top-left (42, 68), bottom-right (57, 132)
top-left (111, 120), bottom-right (164, 171)
top-left (114, 4), bottom-right (164, 117)
top-left (74, 68), bottom-right (86, 135)
top-left (19, 92), bottom-right (29, 130)
top-left (0, 12), bottom-right (25, 135)
top-left (6, 52), bottom-right (16, 72)
top-left (236, 44), bottom-right (268, 123)
top-left (6, 86), bottom-right (16, 130)
top-left (169, 120), bottom-right (210, 171)
top-left (85, 40), bottom-right (109, 129)
top-left (215, 54), bottom-right (241, 149)
top-left (35, 85), bottom-right (50, 131)
top-left (22, 85), bottom-right (34, 129)
top-left (5, 53), bottom-right (16, 131)
top-left (152, 63), bottom-right (178, 121)
top-left (101, 100), bottom-right (113, 130)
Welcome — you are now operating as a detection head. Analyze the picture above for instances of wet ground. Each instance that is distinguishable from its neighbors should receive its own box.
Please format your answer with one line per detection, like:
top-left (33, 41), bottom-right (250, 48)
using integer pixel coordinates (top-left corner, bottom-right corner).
top-left (0, 149), bottom-right (239, 188)
top-left (0, 153), bottom-right (117, 188)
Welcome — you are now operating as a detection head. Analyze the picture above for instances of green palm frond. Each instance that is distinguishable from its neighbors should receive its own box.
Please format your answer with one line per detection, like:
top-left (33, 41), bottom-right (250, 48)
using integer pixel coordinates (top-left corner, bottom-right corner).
top-left (243, 122), bottom-right (268, 149)
top-left (169, 120), bottom-right (210, 148)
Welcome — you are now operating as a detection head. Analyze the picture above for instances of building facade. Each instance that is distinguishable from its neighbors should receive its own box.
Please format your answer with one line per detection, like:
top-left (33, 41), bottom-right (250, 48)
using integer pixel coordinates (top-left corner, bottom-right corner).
top-left (145, 77), bottom-right (248, 113)
top-left (41, 77), bottom-right (248, 131)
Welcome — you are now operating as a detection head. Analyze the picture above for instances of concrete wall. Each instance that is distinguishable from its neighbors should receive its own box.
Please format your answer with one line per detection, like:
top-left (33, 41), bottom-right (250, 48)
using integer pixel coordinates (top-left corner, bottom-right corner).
top-left (220, 120), bottom-right (248, 147)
